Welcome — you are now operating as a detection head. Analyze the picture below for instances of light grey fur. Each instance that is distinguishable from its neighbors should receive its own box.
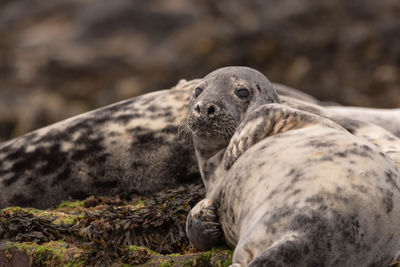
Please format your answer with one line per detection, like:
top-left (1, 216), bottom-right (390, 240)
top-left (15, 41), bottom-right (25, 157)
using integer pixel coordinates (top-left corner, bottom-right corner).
top-left (185, 66), bottom-right (400, 266)
top-left (1, 67), bottom-right (400, 210)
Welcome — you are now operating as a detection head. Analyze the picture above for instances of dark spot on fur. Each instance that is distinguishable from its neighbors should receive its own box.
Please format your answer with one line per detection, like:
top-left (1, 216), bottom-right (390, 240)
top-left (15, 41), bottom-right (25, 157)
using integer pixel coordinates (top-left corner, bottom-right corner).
top-left (51, 167), bottom-right (72, 186)
top-left (267, 189), bottom-right (280, 200)
top-left (286, 168), bottom-right (304, 184)
top-left (306, 140), bottom-right (336, 148)
top-left (382, 190), bottom-right (394, 213)
top-left (306, 196), bottom-right (324, 203)
top-left (334, 152), bottom-right (347, 158)
top-left (351, 184), bottom-right (368, 193)
top-left (384, 170), bottom-right (400, 191)
top-left (319, 156), bottom-right (334, 162)
top-left (147, 105), bottom-right (158, 112)
top-left (113, 114), bottom-right (140, 123)
top-left (293, 189), bottom-right (302, 195)
top-left (361, 145), bottom-right (372, 151)
top-left (161, 125), bottom-right (179, 134)
top-left (109, 131), bottom-right (121, 137)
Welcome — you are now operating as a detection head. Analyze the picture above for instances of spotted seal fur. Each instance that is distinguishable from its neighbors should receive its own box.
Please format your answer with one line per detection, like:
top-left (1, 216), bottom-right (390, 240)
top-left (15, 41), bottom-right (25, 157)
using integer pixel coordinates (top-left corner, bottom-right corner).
top-left (0, 80), bottom-right (201, 208)
top-left (185, 66), bottom-right (400, 266)
top-left (1, 67), bottom-right (400, 209)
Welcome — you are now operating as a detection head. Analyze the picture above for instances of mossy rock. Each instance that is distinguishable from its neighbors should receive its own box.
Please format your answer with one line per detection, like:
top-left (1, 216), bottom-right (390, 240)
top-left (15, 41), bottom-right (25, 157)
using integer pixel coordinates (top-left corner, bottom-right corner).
top-left (0, 240), bottom-right (84, 267)
top-left (137, 248), bottom-right (233, 267)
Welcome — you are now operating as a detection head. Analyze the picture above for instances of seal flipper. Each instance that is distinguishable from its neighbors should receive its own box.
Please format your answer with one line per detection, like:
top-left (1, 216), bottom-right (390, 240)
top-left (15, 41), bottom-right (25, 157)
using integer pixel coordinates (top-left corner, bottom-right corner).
top-left (230, 232), bottom-right (314, 267)
top-left (247, 238), bottom-right (310, 267)
top-left (223, 103), bottom-right (342, 169)
top-left (186, 198), bottom-right (223, 251)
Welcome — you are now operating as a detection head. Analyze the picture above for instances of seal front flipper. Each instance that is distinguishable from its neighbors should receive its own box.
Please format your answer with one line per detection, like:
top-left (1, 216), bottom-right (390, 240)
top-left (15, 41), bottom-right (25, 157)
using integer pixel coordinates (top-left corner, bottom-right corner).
top-left (223, 103), bottom-right (341, 169)
top-left (186, 198), bottom-right (223, 251)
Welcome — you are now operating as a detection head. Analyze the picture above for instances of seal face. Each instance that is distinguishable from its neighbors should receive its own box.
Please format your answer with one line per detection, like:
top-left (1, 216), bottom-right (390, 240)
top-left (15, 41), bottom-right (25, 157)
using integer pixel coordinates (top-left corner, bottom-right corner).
top-left (185, 67), bottom-right (400, 266)
top-left (183, 66), bottom-right (280, 188)
top-left (187, 66), bottom-right (280, 140)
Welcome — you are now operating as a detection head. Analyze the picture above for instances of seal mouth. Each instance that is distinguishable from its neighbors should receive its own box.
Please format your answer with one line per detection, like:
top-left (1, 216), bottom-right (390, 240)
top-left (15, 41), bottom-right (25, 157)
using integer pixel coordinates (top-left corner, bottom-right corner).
top-left (185, 113), bottom-right (237, 140)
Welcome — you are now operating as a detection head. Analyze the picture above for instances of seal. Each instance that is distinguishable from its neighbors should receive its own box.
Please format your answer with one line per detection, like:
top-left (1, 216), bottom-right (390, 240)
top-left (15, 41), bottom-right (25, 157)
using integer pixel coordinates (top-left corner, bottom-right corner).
top-left (326, 105), bottom-right (400, 137)
top-left (1, 66), bottom-right (400, 209)
top-left (275, 84), bottom-right (400, 137)
top-left (0, 80), bottom-right (201, 209)
top-left (184, 66), bottom-right (400, 266)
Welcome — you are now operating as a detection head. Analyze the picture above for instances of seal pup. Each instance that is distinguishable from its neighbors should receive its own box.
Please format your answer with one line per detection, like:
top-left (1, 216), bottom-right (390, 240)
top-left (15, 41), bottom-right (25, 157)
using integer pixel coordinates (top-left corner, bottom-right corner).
top-left (184, 66), bottom-right (400, 266)
top-left (0, 80), bottom-right (201, 209)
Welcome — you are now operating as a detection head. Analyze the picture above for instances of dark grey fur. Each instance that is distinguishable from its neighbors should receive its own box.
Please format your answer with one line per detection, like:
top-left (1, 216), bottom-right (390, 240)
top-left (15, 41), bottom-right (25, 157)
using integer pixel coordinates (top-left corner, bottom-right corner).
top-left (0, 84), bottom-right (200, 208)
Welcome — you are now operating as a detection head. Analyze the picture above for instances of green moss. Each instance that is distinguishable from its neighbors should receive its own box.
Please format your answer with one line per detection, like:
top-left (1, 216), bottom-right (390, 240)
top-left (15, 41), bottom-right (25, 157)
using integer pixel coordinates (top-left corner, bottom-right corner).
top-left (129, 245), bottom-right (139, 252)
top-left (2, 207), bottom-right (41, 215)
top-left (7, 241), bottom-right (84, 266)
top-left (55, 216), bottom-right (76, 225)
top-left (57, 200), bottom-right (85, 209)
top-left (166, 253), bottom-right (182, 257)
top-left (160, 260), bottom-right (172, 267)
top-left (210, 246), bottom-right (233, 254)
top-left (221, 257), bottom-right (232, 267)
top-left (2, 206), bottom-right (79, 225)
top-left (182, 259), bottom-right (194, 266)
top-left (65, 259), bottom-right (87, 267)
top-left (203, 250), bottom-right (212, 260)
top-left (131, 199), bottom-right (146, 209)
top-left (128, 245), bottom-right (160, 256)
top-left (194, 254), bottom-right (211, 266)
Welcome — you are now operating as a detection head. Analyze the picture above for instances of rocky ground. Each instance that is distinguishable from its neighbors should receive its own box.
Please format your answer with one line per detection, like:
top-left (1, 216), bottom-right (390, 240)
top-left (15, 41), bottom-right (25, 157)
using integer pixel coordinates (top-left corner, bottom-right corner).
top-left (0, 0), bottom-right (400, 142)
top-left (1, 1), bottom-right (400, 266)
top-left (0, 184), bottom-right (233, 266)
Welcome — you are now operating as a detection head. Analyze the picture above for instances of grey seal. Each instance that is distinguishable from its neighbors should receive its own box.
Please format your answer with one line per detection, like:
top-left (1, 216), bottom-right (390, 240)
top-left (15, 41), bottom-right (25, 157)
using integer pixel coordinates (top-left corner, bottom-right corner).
top-left (0, 80), bottom-right (201, 209)
top-left (2, 66), bottom-right (400, 209)
top-left (185, 66), bottom-right (400, 266)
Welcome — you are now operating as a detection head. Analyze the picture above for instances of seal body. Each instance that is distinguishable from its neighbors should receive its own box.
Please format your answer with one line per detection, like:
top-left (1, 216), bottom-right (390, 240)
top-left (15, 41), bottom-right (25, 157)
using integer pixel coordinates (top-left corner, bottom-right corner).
top-left (0, 81), bottom-right (201, 208)
top-left (216, 109), bottom-right (400, 266)
top-left (326, 106), bottom-right (400, 137)
top-left (185, 66), bottom-right (400, 266)
top-left (1, 66), bottom-right (400, 209)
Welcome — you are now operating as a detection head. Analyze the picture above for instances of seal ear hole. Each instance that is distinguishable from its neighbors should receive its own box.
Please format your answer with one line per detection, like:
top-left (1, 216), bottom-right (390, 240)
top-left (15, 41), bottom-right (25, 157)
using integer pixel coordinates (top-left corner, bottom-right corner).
top-left (194, 87), bottom-right (203, 98)
top-left (256, 84), bottom-right (262, 93)
top-left (235, 88), bottom-right (251, 99)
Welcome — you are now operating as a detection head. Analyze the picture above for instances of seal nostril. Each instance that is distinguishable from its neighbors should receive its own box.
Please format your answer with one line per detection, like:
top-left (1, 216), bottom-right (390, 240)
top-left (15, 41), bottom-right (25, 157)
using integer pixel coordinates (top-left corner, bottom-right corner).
top-left (195, 104), bottom-right (201, 113)
top-left (207, 106), bottom-right (215, 115)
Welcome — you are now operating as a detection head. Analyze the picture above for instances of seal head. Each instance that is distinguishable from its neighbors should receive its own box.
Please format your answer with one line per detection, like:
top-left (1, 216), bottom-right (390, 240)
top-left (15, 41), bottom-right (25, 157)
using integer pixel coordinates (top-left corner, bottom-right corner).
top-left (187, 66), bottom-right (280, 148)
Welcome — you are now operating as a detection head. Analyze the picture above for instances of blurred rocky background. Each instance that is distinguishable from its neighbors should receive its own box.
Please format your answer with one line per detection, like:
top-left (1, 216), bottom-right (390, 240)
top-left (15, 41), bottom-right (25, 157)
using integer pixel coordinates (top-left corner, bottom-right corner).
top-left (1, 0), bottom-right (400, 142)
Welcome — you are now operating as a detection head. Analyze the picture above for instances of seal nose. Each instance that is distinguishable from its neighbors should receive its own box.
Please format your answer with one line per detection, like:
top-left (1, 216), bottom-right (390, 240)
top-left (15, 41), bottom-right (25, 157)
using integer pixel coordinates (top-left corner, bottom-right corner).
top-left (195, 104), bottom-right (201, 114)
top-left (207, 105), bottom-right (215, 115)
top-left (194, 102), bottom-right (219, 118)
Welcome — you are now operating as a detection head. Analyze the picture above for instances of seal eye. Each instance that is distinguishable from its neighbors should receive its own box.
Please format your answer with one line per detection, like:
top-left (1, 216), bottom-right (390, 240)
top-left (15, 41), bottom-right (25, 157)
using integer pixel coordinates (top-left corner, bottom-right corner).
top-left (194, 87), bottom-right (203, 98)
top-left (235, 88), bottom-right (250, 99)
